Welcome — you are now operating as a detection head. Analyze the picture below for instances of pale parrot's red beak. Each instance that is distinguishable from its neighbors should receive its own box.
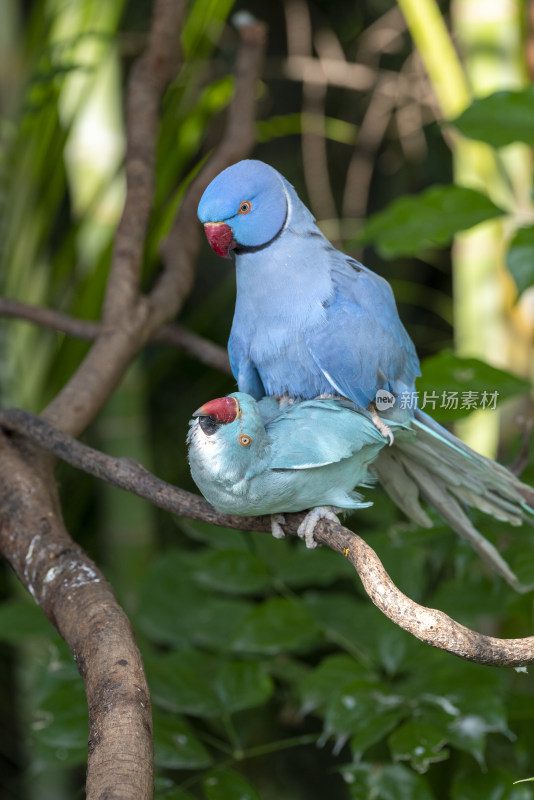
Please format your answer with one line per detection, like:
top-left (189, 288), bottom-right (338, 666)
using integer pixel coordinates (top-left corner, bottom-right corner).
top-left (203, 222), bottom-right (236, 258)
top-left (193, 396), bottom-right (240, 423)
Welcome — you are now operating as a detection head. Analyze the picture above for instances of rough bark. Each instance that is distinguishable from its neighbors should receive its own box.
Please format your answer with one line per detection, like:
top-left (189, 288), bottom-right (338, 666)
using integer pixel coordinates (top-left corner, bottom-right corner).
top-left (0, 3), bottom-right (267, 797)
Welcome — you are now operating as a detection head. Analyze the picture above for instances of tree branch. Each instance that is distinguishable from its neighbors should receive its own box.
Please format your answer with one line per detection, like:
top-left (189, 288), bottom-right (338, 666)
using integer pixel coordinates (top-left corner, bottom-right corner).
top-left (0, 431), bottom-right (153, 800)
top-left (0, 10), bottom-right (266, 797)
top-left (2, 407), bottom-right (533, 669)
top-left (0, 296), bottom-right (231, 374)
top-left (41, 0), bottom-right (187, 438)
top-left (40, 13), bottom-right (264, 439)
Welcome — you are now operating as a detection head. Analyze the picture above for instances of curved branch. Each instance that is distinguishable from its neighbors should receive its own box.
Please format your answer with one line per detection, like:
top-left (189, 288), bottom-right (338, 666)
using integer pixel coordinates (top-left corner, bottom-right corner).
top-left (2, 407), bottom-right (533, 669)
top-left (0, 297), bottom-right (231, 374)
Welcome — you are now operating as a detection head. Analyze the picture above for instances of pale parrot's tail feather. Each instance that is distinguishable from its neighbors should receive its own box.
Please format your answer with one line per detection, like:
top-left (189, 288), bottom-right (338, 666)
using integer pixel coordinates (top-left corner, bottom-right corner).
top-left (374, 409), bottom-right (534, 592)
top-left (399, 453), bottom-right (528, 593)
top-left (372, 450), bottom-right (433, 529)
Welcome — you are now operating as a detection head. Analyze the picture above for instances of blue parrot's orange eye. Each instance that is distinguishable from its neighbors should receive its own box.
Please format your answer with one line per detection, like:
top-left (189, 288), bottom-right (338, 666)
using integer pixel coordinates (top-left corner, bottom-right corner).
top-left (239, 433), bottom-right (252, 447)
top-left (238, 201), bottom-right (251, 214)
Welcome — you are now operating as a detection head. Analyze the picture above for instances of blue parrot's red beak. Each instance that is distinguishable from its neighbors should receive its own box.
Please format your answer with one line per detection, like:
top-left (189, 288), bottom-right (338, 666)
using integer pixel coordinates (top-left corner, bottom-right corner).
top-left (203, 222), bottom-right (236, 258)
top-left (193, 396), bottom-right (239, 423)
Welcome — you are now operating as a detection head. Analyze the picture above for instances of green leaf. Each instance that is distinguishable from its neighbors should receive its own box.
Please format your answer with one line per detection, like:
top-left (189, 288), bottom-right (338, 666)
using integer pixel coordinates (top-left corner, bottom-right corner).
top-left (351, 709), bottom-right (406, 755)
top-left (388, 721), bottom-right (449, 773)
top-left (154, 786), bottom-right (197, 800)
top-left (446, 690), bottom-right (510, 763)
top-left (301, 591), bottom-right (370, 658)
top-left (447, 714), bottom-right (488, 766)
top-left (181, 0), bottom-right (235, 59)
top-left (357, 185), bottom-right (504, 258)
top-left (202, 767), bottom-right (261, 800)
top-left (451, 767), bottom-right (533, 800)
top-left (416, 350), bottom-right (530, 421)
top-left (403, 658), bottom-right (510, 765)
top-left (137, 550), bottom-right (254, 649)
top-left (429, 575), bottom-right (508, 624)
top-left (302, 591), bottom-right (422, 669)
top-left (176, 519), bottom-right (249, 551)
top-left (453, 87), bottom-right (534, 147)
top-left (149, 648), bottom-right (274, 717)
top-left (231, 597), bottom-right (321, 655)
top-left (325, 680), bottom-right (402, 740)
top-left (370, 764), bottom-right (436, 800)
top-left (31, 676), bottom-right (88, 765)
top-left (214, 660), bottom-right (274, 713)
top-left (344, 764), bottom-right (436, 800)
top-left (252, 532), bottom-right (356, 588)
top-left (0, 600), bottom-right (57, 642)
top-left (299, 654), bottom-right (373, 716)
top-left (192, 549), bottom-right (273, 595)
top-left (506, 226), bottom-right (534, 296)
top-left (342, 763), bottom-right (373, 800)
top-left (147, 649), bottom-right (222, 717)
top-left (153, 707), bottom-right (212, 770)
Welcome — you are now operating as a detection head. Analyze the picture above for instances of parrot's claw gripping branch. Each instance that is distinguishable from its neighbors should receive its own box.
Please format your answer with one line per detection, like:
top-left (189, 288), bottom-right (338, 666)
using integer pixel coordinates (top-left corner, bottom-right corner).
top-left (271, 513), bottom-right (287, 539)
top-left (297, 506), bottom-right (342, 549)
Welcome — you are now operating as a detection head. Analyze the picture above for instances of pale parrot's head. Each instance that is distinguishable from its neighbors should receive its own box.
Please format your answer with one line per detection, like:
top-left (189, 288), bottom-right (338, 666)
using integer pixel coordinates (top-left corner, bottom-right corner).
top-left (197, 160), bottom-right (289, 257)
top-left (187, 392), bottom-right (269, 480)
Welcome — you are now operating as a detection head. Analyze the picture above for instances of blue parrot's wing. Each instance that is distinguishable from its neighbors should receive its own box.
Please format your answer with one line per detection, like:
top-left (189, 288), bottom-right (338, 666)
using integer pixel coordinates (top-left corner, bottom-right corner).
top-left (228, 328), bottom-right (265, 400)
top-left (306, 258), bottom-right (420, 410)
top-left (267, 399), bottom-right (391, 470)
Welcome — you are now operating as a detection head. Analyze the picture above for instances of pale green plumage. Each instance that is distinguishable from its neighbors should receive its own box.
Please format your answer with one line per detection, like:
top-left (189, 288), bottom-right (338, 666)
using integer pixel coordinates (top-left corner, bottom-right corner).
top-left (188, 394), bottom-right (534, 592)
top-left (187, 393), bottom-right (403, 517)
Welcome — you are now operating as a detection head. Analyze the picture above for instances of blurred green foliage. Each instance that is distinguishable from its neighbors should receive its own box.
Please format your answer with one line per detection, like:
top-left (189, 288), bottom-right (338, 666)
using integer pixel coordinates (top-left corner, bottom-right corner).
top-left (1, 1), bottom-right (534, 800)
top-left (357, 186), bottom-right (505, 259)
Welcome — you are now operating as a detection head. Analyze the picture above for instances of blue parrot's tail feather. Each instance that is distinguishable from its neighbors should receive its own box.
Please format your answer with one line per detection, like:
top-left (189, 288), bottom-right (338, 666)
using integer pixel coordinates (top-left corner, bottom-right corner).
top-left (374, 409), bottom-right (534, 592)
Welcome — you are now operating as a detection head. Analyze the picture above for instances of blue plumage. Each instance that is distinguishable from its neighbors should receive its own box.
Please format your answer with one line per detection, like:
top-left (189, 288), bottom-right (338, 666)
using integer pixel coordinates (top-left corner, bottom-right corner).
top-left (198, 159), bottom-right (419, 409)
top-left (197, 160), bottom-right (534, 591)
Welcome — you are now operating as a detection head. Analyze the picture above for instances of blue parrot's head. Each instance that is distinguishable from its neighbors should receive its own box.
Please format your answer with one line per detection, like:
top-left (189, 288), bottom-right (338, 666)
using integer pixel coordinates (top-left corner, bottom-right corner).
top-left (197, 160), bottom-right (288, 257)
top-left (188, 392), bottom-right (268, 475)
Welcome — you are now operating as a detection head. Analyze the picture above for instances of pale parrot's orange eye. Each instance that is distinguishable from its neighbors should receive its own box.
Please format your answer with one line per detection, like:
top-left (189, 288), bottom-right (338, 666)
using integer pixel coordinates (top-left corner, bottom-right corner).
top-left (239, 433), bottom-right (252, 447)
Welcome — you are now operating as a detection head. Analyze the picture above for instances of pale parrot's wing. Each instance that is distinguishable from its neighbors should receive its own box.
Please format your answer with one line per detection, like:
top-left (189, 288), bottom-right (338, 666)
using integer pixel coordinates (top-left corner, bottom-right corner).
top-left (266, 399), bottom-right (400, 470)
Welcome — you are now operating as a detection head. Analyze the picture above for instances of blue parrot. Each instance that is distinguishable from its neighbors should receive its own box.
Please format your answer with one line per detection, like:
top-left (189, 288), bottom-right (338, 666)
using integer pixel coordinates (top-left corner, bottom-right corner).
top-left (197, 159), bottom-right (420, 441)
top-left (188, 393), bottom-right (534, 591)
top-left (196, 160), bottom-right (534, 590)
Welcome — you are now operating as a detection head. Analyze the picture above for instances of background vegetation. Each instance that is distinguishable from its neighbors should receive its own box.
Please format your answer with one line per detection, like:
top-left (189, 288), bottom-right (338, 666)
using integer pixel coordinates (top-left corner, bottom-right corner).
top-left (1, 0), bottom-right (534, 798)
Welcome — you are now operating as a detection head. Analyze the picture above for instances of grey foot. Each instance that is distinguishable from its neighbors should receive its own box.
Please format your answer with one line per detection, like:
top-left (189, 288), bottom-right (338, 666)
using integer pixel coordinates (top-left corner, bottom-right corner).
top-left (271, 513), bottom-right (287, 540)
top-left (276, 394), bottom-right (295, 407)
top-left (370, 407), bottom-right (394, 446)
top-left (297, 506), bottom-right (341, 549)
